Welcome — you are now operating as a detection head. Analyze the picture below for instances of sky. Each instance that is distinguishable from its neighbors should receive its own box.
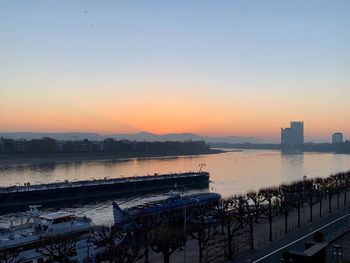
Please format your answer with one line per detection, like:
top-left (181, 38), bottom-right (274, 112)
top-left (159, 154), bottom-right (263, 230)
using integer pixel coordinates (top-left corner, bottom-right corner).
top-left (0, 1), bottom-right (349, 142)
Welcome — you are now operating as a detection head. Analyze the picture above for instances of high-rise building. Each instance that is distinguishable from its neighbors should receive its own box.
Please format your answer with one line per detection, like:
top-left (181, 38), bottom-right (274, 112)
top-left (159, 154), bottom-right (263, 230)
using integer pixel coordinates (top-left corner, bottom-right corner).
top-left (281, 121), bottom-right (304, 150)
top-left (332, 132), bottom-right (343, 144)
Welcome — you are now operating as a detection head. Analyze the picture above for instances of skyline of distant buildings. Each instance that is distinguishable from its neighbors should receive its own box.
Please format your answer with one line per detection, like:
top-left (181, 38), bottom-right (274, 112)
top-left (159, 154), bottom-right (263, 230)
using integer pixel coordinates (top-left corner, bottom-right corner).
top-left (280, 121), bottom-right (347, 150)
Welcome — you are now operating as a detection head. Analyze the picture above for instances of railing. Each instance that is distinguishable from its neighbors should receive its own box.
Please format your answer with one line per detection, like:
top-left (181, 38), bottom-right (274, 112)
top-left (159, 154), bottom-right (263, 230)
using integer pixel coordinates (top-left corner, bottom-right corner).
top-left (252, 213), bottom-right (350, 263)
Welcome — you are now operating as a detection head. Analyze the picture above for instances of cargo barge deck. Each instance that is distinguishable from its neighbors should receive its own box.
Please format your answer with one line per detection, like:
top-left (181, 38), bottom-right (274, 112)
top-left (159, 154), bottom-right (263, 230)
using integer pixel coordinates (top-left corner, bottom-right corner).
top-left (0, 172), bottom-right (210, 213)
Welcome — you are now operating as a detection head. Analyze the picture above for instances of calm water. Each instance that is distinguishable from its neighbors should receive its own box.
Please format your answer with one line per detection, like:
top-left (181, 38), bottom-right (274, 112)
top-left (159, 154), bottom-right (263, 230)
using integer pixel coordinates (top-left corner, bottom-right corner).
top-left (1, 150), bottom-right (350, 226)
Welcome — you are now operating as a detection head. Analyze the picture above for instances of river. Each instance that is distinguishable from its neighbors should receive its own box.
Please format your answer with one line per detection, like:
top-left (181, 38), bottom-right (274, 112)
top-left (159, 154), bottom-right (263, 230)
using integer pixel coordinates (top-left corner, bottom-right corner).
top-left (1, 150), bottom-right (350, 226)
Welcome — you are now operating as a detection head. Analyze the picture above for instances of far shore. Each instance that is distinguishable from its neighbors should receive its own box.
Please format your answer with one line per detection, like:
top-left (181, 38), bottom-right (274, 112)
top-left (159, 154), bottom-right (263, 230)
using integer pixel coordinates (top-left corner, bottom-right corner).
top-left (0, 149), bottom-right (225, 168)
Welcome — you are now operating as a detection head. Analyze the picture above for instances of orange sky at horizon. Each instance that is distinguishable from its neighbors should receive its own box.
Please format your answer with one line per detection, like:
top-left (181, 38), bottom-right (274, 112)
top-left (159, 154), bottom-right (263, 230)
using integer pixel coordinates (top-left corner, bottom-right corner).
top-left (1, 74), bottom-right (349, 142)
top-left (1, 92), bottom-right (349, 142)
top-left (1, 75), bottom-right (349, 142)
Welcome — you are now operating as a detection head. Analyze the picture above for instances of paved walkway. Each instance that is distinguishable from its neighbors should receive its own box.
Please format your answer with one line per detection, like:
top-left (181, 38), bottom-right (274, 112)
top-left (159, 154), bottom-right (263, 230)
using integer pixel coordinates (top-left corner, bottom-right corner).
top-left (145, 192), bottom-right (350, 262)
top-left (235, 208), bottom-right (350, 262)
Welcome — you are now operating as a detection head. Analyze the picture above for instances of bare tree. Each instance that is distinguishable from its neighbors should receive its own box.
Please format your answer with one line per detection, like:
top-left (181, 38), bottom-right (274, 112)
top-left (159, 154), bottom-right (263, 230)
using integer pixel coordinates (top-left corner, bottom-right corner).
top-left (118, 214), bottom-right (154, 263)
top-left (246, 191), bottom-right (265, 223)
top-left (244, 198), bottom-right (257, 250)
top-left (323, 178), bottom-right (336, 214)
top-left (288, 182), bottom-right (305, 228)
top-left (304, 179), bottom-right (319, 222)
top-left (217, 196), bottom-right (246, 259)
top-left (340, 171), bottom-right (350, 207)
top-left (148, 223), bottom-right (185, 263)
top-left (94, 225), bottom-right (125, 263)
top-left (105, 243), bottom-right (144, 263)
top-left (260, 187), bottom-right (279, 241)
top-left (138, 226), bottom-right (152, 263)
top-left (331, 174), bottom-right (343, 209)
top-left (94, 225), bottom-right (143, 263)
top-left (36, 233), bottom-right (80, 263)
top-left (314, 177), bottom-right (325, 218)
top-left (187, 204), bottom-right (218, 263)
top-left (277, 185), bottom-right (294, 234)
top-left (338, 172), bottom-right (349, 207)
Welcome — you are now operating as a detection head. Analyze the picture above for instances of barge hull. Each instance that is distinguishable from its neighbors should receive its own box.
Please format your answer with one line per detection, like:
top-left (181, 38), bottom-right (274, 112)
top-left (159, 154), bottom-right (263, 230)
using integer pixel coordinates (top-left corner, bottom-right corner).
top-left (0, 172), bottom-right (210, 213)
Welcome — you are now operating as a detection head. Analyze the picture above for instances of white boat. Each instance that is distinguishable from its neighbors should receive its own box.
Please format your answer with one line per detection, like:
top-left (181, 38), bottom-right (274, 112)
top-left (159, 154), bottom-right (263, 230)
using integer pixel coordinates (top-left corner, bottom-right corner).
top-left (0, 206), bottom-right (94, 263)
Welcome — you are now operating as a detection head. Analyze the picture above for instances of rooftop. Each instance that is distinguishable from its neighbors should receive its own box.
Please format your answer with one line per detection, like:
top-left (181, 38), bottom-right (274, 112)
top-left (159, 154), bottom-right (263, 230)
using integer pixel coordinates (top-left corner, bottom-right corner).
top-left (40, 212), bottom-right (72, 220)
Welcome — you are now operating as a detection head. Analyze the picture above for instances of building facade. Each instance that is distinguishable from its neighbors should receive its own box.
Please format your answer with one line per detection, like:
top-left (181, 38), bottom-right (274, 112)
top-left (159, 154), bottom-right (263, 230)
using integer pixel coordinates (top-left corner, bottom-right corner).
top-left (332, 132), bottom-right (343, 144)
top-left (281, 121), bottom-right (304, 150)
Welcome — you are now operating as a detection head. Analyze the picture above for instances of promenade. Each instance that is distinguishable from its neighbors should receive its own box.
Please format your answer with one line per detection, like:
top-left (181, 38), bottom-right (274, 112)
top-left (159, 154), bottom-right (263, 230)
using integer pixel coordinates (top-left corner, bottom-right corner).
top-left (147, 191), bottom-right (350, 262)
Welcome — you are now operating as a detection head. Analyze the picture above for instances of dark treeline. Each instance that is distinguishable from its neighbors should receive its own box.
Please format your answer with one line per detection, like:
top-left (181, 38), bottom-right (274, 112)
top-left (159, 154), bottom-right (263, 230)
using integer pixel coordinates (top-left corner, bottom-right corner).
top-left (210, 142), bottom-right (280, 150)
top-left (0, 137), bottom-right (211, 155)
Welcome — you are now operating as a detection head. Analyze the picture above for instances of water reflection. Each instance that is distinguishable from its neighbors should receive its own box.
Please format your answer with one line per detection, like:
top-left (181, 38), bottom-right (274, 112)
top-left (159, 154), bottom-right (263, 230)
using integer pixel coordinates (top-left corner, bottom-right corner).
top-left (1, 150), bottom-right (350, 224)
top-left (280, 152), bottom-right (304, 182)
top-left (0, 151), bottom-right (349, 192)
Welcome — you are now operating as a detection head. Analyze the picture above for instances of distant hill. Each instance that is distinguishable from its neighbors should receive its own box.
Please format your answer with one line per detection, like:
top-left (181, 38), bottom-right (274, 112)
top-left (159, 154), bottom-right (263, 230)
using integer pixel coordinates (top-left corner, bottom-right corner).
top-left (106, 132), bottom-right (260, 144)
top-left (0, 131), bottom-right (260, 144)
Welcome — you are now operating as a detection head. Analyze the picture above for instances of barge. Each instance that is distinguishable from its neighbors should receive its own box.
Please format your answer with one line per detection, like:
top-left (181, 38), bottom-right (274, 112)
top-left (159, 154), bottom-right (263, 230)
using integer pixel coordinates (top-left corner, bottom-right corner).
top-left (0, 172), bottom-right (210, 213)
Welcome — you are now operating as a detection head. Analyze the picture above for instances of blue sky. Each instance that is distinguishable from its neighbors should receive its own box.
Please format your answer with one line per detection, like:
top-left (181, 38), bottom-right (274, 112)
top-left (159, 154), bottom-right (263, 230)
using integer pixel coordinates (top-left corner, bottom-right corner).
top-left (1, 1), bottom-right (349, 141)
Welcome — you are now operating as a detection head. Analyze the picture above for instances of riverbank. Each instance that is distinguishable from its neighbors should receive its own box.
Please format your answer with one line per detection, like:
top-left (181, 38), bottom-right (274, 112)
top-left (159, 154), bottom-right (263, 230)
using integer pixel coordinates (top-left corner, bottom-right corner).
top-left (0, 148), bottom-right (224, 168)
top-left (211, 142), bottom-right (350, 154)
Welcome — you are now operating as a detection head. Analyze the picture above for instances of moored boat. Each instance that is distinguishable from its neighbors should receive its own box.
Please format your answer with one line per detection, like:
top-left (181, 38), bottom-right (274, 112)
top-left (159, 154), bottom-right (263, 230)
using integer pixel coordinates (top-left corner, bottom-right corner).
top-left (0, 206), bottom-right (93, 263)
top-left (113, 192), bottom-right (221, 231)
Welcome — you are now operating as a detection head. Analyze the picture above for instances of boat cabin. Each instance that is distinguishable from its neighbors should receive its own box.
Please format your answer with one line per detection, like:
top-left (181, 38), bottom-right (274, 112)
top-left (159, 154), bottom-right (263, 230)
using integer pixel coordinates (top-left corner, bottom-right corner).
top-left (37, 212), bottom-right (75, 232)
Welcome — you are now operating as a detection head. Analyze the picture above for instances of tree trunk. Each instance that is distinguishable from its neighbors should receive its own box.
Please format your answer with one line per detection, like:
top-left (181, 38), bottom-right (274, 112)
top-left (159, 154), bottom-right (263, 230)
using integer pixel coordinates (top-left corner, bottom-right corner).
top-left (337, 193), bottom-right (340, 209)
top-left (227, 232), bottom-right (233, 260)
top-left (297, 206), bottom-right (301, 228)
top-left (163, 250), bottom-right (170, 263)
top-left (199, 246), bottom-right (203, 263)
top-left (144, 233), bottom-right (149, 263)
top-left (319, 198), bottom-right (323, 217)
top-left (255, 207), bottom-right (260, 223)
top-left (268, 201), bottom-right (273, 241)
top-left (309, 203), bottom-right (313, 222)
top-left (284, 213), bottom-right (288, 234)
top-left (198, 233), bottom-right (203, 263)
top-left (329, 196), bottom-right (332, 214)
top-left (249, 219), bottom-right (254, 250)
top-left (268, 214), bottom-right (273, 241)
top-left (344, 190), bottom-right (347, 207)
